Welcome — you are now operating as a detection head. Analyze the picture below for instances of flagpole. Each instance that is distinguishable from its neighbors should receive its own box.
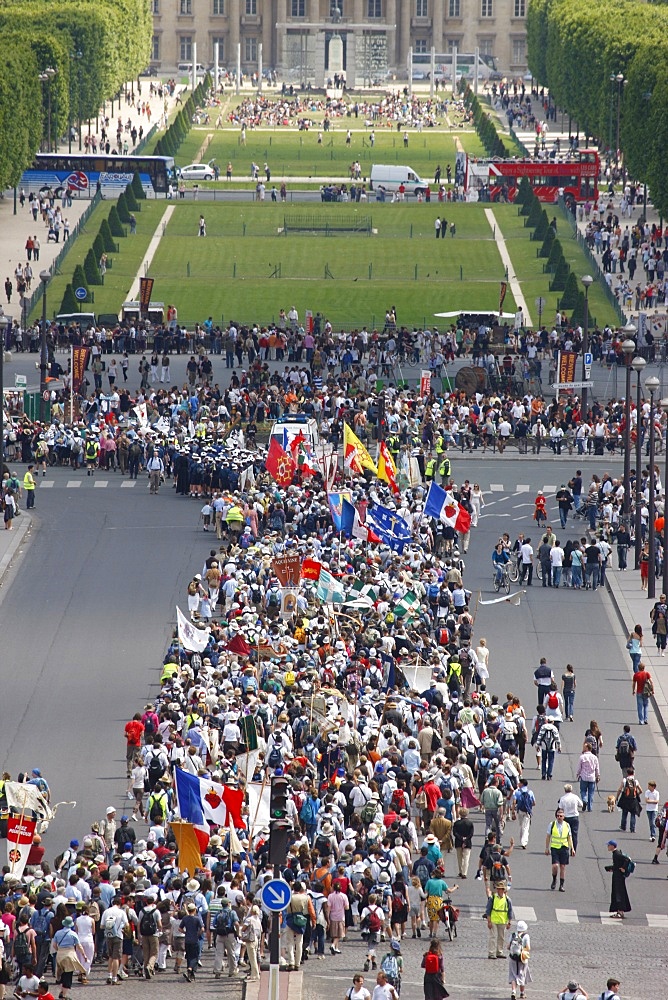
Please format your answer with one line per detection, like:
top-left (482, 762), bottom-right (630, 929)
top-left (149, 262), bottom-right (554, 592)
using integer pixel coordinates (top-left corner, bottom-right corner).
top-left (11, 787), bottom-right (29, 875)
top-left (70, 345), bottom-right (74, 425)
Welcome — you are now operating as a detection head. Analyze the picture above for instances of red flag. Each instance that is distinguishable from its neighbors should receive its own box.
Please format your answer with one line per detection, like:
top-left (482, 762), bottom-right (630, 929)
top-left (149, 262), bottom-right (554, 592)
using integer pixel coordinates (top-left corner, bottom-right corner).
top-left (221, 786), bottom-right (246, 830)
top-left (266, 438), bottom-right (296, 487)
top-left (301, 558), bottom-right (322, 580)
top-left (289, 430), bottom-right (306, 457)
top-left (226, 635), bottom-right (251, 656)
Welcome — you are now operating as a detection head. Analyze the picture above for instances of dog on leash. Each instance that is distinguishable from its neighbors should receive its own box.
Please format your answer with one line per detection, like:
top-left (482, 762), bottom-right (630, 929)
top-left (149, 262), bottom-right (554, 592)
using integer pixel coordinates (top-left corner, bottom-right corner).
top-left (606, 795), bottom-right (616, 813)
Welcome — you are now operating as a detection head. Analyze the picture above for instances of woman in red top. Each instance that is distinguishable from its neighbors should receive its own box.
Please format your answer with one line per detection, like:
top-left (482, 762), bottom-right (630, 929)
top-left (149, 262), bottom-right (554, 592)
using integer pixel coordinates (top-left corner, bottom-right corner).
top-left (534, 492), bottom-right (547, 524)
top-left (422, 938), bottom-right (448, 999)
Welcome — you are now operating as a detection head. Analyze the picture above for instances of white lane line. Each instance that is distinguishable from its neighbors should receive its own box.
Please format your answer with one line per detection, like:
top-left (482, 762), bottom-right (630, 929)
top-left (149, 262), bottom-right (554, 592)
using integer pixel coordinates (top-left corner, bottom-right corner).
top-left (39, 481), bottom-right (54, 488)
top-left (66, 481), bottom-right (81, 488)
top-left (555, 909), bottom-right (579, 924)
top-left (647, 913), bottom-right (668, 928)
top-left (484, 207), bottom-right (532, 325)
top-left (513, 516), bottom-right (526, 521)
top-left (543, 485), bottom-right (556, 492)
top-left (498, 496), bottom-right (511, 502)
top-left (121, 481), bottom-right (136, 488)
top-left (490, 484), bottom-right (504, 491)
top-left (513, 907), bottom-right (537, 922)
top-left (126, 205), bottom-right (175, 302)
top-left (516, 485), bottom-right (530, 492)
top-left (94, 481), bottom-right (108, 488)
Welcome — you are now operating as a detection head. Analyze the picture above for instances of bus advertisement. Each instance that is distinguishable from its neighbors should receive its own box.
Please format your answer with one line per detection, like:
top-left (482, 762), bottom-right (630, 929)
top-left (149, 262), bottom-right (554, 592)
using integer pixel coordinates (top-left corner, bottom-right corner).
top-left (18, 154), bottom-right (175, 198)
top-left (464, 150), bottom-right (600, 205)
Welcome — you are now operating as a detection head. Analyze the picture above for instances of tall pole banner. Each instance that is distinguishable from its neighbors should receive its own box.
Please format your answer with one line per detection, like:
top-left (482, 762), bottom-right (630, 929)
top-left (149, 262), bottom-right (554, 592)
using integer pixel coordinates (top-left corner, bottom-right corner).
top-left (6, 815), bottom-right (36, 877)
top-left (71, 346), bottom-right (90, 393)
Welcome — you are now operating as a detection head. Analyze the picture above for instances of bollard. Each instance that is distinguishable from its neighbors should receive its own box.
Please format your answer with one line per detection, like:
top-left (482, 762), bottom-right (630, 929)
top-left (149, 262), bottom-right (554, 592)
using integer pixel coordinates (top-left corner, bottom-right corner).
top-left (243, 222), bottom-right (246, 236)
top-left (460, 265), bottom-right (463, 281)
top-left (369, 263), bottom-right (372, 280)
top-left (410, 224), bottom-right (413, 238)
top-left (187, 261), bottom-right (190, 277)
top-left (415, 264), bottom-right (418, 280)
top-left (233, 263), bottom-right (236, 277)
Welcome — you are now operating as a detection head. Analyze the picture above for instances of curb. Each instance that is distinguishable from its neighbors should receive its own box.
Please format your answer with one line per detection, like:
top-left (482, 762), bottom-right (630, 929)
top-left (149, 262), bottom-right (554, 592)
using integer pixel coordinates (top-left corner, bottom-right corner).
top-left (0, 510), bottom-right (33, 591)
top-left (245, 968), bottom-right (302, 1000)
top-left (605, 571), bottom-right (668, 746)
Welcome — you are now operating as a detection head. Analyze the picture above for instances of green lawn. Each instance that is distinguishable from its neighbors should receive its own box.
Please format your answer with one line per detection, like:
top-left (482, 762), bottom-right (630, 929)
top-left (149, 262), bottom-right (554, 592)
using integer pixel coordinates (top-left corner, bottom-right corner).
top-left (32, 202), bottom-right (168, 323)
top-left (495, 205), bottom-right (619, 328)
top-left (147, 202), bottom-right (516, 329)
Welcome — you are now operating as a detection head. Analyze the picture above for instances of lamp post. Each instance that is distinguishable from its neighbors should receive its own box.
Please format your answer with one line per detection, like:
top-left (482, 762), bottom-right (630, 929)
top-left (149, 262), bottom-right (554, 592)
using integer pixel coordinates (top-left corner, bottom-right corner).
top-left (632, 355), bottom-right (646, 569)
top-left (621, 336), bottom-right (636, 526)
top-left (661, 398), bottom-right (668, 597)
top-left (646, 375), bottom-right (660, 599)
top-left (68, 51), bottom-right (83, 154)
top-left (615, 73), bottom-right (625, 163)
top-left (581, 274), bottom-right (594, 418)
top-left (39, 270), bottom-right (50, 423)
top-left (0, 309), bottom-right (8, 466)
top-left (608, 73), bottom-right (616, 153)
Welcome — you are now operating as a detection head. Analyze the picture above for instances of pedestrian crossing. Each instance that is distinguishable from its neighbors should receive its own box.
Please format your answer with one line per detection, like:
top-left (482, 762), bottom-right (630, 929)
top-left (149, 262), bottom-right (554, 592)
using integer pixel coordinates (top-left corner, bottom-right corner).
top-left (35, 477), bottom-right (140, 489)
top-left (459, 903), bottom-right (667, 926)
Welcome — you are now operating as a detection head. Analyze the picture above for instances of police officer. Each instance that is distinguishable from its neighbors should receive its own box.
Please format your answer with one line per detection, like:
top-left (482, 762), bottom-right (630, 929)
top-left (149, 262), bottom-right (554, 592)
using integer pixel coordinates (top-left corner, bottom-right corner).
top-left (438, 455), bottom-right (451, 484)
top-left (425, 456), bottom-right (437, 482)
top-left (85, 435), bottom-right (99, 476)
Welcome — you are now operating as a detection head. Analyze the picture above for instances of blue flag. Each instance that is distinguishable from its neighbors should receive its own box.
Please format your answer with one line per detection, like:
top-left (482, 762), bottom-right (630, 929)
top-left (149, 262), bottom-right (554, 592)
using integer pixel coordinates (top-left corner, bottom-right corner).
top-left (365, 503), bottom-right (412, 553)
top-left (327, 491), bottom-right (351, 531)
top-left (341, 497), bottom-right (356, 538)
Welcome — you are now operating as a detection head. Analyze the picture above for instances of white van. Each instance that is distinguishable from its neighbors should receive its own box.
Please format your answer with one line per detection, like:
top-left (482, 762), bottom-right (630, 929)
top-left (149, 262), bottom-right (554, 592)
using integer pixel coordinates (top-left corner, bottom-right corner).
top-left (270, 415), bottom-right (320, 452)
top-left (369, 164), bottom-right (427, 197)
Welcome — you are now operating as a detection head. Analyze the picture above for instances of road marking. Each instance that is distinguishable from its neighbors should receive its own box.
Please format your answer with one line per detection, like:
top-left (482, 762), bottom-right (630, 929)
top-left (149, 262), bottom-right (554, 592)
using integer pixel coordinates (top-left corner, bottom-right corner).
top-left (516, 485), bottom-right (531, 492)
top-left (513, 516), bottom-right (526, 521)
top-left (599, 912), bottom-right (625, 925)
top-left (94, 480), bottom-right (108, 488)
top-left (513, 502), bottom-right (533, 508)
top-left (543, 485), bottom-right (556, 492)
top-left (39, 481), bottom-right (54, 488)
top-left (66, 481), bottom-right (81, 488)
top-left (490, 484), bottom-right (504, 491)
top-left (513, 906), bottom-right (537, 922)
top-left (121, 481), bottom-right (136, 488)
top-left (555, 908), bottom-right (579, 924)
top-left (498, 496), bottom-right (511, 502)
top-left (646, 913), bottom-right (668, 928)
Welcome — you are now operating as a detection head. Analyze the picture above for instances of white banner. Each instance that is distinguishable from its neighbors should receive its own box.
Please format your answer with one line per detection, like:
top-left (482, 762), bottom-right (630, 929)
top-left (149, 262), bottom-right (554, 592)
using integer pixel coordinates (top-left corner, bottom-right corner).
top-left (176, 606), bottom-right (211, 652)
top-left (246, 782), bottom-right (271, 836)
top-left (5, 782), bottom-right (53, 824)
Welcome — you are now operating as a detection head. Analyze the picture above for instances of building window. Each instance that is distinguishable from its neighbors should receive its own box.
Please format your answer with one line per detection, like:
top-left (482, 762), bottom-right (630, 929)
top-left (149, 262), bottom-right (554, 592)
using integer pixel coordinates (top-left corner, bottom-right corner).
top-left (481, 0), bottom-right (492, 15)
top-left (212, 36), bottom-right (225, 59)
top-left (514, 0), bottom-right (525, 14)
top-left (291, 0), bottom-right (305, 14)
top-left (416, 0), bottom-right (428, 15)
top-left (367, 0), bottom-right (382, 17)
top-left (448, 0), bottom-right (460, 17)
top-left (414, 39), bottom-right (428, 53)
top-left (245, 0), bottom-right (257, 13)
top-left (179, 0), bottom-right (192, 13)
top-left (330, 0), bottom-right (343, 15)
top-left (512, 37), bottom-right (526, 63)
top-left (478, 37), bottom-right (494, 56)
top-left (152, 0), bottom-right (160, 13)
top-left (151, 35), bottom-right (160, 60)
top-left (180, 35), bottom-right (193, 60)
top-left (245, 36), bottom-right (258, 61)
top-left (212, 0), bottom-right (224, 12)
top-left (445, 38), bottom-right (461, 51)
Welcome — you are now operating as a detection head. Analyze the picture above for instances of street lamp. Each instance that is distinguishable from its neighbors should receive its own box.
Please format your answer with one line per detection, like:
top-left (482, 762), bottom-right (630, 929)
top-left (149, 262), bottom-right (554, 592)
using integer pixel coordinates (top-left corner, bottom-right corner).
top-left (661, 398), bottom-right (668, 597)
top-left (581, 274), bottom-right (594, 417)
top-left (68, 51), bottom-right (83, 154)
top-left (0, 309), bottom-right (9, 466)
top-left (632, 354), bottom-right (646, 569)
top-left (39, 270), bottom-right (50, 422)
top-left (615, 73), bottom-right (625, 162)
top-left (646, 374), bottom-right (660, 599)
top-left (621, 336), bottom-right (636, 526)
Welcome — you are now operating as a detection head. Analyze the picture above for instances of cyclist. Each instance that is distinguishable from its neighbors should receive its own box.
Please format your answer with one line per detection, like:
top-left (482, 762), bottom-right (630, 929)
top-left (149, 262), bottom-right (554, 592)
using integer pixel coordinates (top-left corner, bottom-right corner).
top-left (492, 541), bottom-right (511, 586)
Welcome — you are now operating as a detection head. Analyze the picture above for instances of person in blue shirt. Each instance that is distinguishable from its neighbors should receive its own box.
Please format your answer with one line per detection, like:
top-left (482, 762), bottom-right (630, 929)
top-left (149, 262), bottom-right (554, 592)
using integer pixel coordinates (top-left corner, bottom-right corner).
top-left (492, 542), bottom-right (511, 585)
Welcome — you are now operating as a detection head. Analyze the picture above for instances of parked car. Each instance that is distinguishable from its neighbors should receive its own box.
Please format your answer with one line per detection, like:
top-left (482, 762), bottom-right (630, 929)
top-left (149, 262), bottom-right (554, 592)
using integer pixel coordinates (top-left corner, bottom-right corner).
top-left (177, 163), bottom-right (215, 181)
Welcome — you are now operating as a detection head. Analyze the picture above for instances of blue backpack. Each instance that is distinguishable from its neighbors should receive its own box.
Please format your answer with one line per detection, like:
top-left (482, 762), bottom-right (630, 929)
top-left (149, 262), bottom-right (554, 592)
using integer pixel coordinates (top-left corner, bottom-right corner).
top-left (300, 797), bottom-right (317, 825)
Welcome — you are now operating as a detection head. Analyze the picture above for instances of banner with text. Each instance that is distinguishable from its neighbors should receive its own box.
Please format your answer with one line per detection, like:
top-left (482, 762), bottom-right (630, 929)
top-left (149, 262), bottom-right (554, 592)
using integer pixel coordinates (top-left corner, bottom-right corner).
top-left (7, 815), bottom-right (36, 878)
top-left (557, 350), bottom-right (578, 386)
top-left (71, 347), bottom-right (90, 394)
top-left (272, 552), bottom-right (301, 588)
top-left (139, 277), bottom-right (154, 314)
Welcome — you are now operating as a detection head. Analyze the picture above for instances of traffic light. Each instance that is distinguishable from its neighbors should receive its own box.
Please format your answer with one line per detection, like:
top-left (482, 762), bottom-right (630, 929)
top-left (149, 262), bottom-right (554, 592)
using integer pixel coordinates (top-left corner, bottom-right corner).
top-left (269, 775), bottom-right (289, 821)
top-left (268, 821), bottom-right (290, 865)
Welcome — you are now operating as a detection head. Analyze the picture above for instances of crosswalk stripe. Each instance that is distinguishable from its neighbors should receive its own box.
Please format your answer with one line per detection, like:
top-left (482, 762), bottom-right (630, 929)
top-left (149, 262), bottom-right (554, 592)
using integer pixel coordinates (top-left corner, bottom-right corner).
top-left (490, 484), bottom-right (504, 491)
top-left (646, 913), bottom-right (668, 928)
top-left (555, 908), bottom-right (579, 924)
top-left (66, 481), bottom-right (81, 488)
top-left (599, 912), bottom-right (625, 925)
top-left (39, 481), bottom-right (54, 488)
top-left (516, 485), bottom-right (530, 492)
top-left (120, 481), bottom-right (136, 488)
top-left (543, 485), bottom-right (556, 492)
top-left (94, 481), bottom-right (108, 488)
top-left (513, 906), bottom-right (537, 922)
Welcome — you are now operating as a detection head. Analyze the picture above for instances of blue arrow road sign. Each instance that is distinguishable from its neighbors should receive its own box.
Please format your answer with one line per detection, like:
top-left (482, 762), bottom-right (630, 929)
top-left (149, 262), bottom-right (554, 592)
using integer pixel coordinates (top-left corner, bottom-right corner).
top-left (261, 879), bottom-right (291, 912)
top-left (74, 287), bottom-right (87, 301)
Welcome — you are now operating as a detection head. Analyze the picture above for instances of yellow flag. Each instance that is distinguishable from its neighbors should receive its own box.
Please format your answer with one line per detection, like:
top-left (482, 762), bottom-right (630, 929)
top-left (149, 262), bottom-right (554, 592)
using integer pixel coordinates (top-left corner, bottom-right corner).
top-left (377, 441), bottom-right (400, 495)
top-left (343, 423), bottom-right (378, 475)
top-left (170, 820), bottom-right (203, 874)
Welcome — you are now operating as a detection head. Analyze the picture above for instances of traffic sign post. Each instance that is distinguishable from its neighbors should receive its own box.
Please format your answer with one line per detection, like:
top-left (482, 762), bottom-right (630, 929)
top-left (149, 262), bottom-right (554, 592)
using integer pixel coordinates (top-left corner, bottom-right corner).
top-left (14, 375), bottom-right (26, 388)
top-left (260, 879), bottom-right (291, 912)
top-left (261, 876), bottom-right (290, 1000)
top-left (74, 287), bottom-right (87, 300)
top-left (584, 352), bottom-right (592, 381)
top-left (535, 296), bottom-right (546, 329)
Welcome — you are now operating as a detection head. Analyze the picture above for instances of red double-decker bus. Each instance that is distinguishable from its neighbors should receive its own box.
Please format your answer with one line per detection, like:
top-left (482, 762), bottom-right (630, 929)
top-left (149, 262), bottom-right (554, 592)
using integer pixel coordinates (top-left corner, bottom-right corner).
top-left (465, 150), bottom-right (600, 205)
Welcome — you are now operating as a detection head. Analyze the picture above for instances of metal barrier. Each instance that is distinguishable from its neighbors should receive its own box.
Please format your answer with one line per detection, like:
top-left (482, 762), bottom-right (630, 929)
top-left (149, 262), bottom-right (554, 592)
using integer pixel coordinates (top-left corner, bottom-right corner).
top-left (558, 196), bottom-right (626, 326)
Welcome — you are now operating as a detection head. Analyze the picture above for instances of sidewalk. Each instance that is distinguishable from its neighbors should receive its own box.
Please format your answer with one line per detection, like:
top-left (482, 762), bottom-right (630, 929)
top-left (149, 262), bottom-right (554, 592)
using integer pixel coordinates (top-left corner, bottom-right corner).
top-left (606, 563), bottom-right (668, 748)
top-left (0, 507), bottom-right (33, 592)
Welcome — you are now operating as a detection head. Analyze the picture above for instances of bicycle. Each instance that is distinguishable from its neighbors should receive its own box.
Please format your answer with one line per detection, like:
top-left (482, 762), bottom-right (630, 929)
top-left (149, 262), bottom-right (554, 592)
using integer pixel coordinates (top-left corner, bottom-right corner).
top-left (438, 896), bottom-right (459, 941)
top-left (507, 552), bottom-right (520, 583)
top-left (493, 564), bottom-right (511, 594)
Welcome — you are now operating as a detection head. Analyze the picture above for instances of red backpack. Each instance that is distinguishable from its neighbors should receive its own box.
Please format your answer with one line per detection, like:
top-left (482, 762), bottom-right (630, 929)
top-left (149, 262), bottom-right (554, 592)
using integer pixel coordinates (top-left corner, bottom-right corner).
top-left (424, 952), bottom-right (440, 974)
top-left (547, 691), bottom-right (559, 710)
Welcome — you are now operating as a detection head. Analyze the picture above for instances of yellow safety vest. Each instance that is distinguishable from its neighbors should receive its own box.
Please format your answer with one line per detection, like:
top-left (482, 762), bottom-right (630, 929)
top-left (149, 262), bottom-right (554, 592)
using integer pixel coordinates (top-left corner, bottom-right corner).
top-left (549, 821), bottom-right (570, 849)
top-left (426, 459), bottom-right (437, 478)
top-left (490, 894), bottom-right (509, 924)
top-left (23, 472), bottom-right (35, 491)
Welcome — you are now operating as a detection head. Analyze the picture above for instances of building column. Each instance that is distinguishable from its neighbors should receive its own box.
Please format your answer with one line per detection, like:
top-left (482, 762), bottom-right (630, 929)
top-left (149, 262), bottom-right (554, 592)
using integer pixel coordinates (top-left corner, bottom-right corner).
top-left (229, 0), bottom-right (240, 60)
top-left (262, 0), bottom-right (273, 71)
top-left (398, 0), bottom-right (410, 72)
top-left (433, 0), bottom-right (444, 54)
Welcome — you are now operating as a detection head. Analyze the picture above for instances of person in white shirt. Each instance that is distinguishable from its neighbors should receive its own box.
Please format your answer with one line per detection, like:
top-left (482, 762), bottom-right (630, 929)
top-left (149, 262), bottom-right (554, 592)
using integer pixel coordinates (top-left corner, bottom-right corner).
top-left (645, 780), bottom-right (660, 841)
top-left (550, 543), bottom-right (565, 587)
top-left (347, 975), bottom-right (371, 1000)
top-left (371, 971), bottom-right (398, 1000)
top-left (519, 539), bottom-right (534, 586)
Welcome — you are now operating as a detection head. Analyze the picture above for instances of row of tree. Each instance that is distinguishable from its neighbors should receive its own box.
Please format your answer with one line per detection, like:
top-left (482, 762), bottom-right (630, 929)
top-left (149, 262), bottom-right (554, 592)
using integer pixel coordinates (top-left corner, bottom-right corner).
top-left (462, 85), bottom-right (509, 159)
top-left (153, 77), bottom-right (210, 159)
top-left (58, 173), bottom-right (145, 314)
top-left (0, 0), bottom-right (152, 190)
top-left (526, 0), bottom-right (668, 216)
top-left (517, 176), bottom-right (585, 319)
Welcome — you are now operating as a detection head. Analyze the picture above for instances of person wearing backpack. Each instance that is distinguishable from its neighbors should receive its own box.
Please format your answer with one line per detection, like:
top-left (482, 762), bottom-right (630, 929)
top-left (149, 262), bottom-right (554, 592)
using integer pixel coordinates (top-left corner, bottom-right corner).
top-left (614, 726), bottom-right (637, 776)
top-left (212, 899), bottom-right (240, 978)
top-left (144, 738), bottom-right (169, 791)
top-left (421, 938), bottom-right (448, 999)
top-left (535, 719), bottom-right (561, 781)
top-left (101, 896), bottom-right (128, 985)
top-left (604, 840), bottom-right (632, 918)
top-left (507, 919), bottom-right (531, 1000)
top-left (631, 665), bottom-right (653, 725)
top-left (124, 713), bottom-right (145, 779)
top-left (380, 939), bottom-right (402, 994)
top-left (359, 893), bottom-right (385, 972)
top-left (513, 779), bottom-right (535, 849)
top-left (13, 917), bottom-right (35, 974)
top-left (615, 771), bottom-right (643, 833)
top-left (299, 791), bottom-right (320, 843)
top-left (138, 901), bottom-right (162, 978)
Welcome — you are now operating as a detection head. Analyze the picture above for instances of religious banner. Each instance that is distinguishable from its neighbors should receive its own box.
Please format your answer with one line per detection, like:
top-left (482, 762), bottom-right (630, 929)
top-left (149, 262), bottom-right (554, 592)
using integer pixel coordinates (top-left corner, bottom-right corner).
top-left (557, 350), bottom-right (577, 386)
top-left (6, 815), bottom-right (36, 878)
top-left (420, 371), bottom-right (431, 398)
top-left (280, 588), bottom-right (298, 619)
top-left (71, 347), bottom-right (90, 393)
top-left (272, 552), bottom-right (301, 588)
top-left (139, 276), bottom-right (154, 314)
